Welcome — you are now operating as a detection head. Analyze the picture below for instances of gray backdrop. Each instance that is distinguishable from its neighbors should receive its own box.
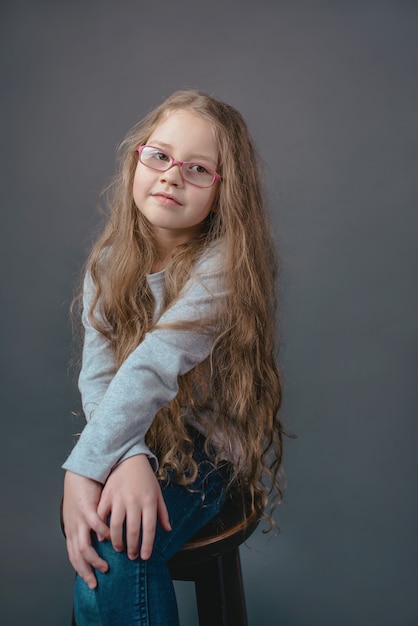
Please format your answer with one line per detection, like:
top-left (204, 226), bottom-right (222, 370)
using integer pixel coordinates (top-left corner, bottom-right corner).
top-left (1, 1), bottom-right (417, 625)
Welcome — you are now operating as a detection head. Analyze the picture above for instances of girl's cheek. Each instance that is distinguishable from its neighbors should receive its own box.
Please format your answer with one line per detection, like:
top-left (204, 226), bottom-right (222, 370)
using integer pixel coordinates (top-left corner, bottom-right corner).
top-left (134, 164), bottom-right (153, 191)
top-left (132, 177), bottom-right (142, 207)
top-left (133, 168), bottom-right (145, 199)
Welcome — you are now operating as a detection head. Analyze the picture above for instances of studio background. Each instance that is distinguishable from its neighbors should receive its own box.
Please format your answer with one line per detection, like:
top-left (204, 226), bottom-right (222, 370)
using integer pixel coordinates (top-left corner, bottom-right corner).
top-left (1, 1), bottom-right (417, 625)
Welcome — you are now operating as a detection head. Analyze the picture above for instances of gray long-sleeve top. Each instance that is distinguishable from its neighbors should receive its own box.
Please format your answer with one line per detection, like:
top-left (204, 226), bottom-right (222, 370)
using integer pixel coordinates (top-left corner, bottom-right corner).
top-left (62, 244), bottom-right (226, 484)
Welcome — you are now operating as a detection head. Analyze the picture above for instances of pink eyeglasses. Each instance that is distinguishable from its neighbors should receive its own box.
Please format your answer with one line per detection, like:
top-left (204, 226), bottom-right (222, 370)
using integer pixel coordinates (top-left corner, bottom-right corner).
top-left (137, 145), bottom-right (221, 188)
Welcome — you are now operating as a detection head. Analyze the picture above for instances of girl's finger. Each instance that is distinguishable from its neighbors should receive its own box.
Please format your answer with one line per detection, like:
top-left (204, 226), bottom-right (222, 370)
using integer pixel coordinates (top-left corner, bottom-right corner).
top-left (125, 508), bottom-right (141, 560)
top-left (96, 497), bottom-right (110, 521)
top-left (109, 506), bottom-right (125, 552)
top-left (96, 498), bottom-right (111, 541)
top-left (139, 504), bottom-right (157, 561)
top-left (67, 539), bottom-right (108, 590)
top-left (91, 514), bottom-right (110, 537)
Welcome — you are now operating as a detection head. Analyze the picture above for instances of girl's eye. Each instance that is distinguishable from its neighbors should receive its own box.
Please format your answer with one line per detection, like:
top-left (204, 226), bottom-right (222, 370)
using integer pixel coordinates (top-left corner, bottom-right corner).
top-left (190, 163), bottom-right (210, 174)
top-left (153, 151), bottom-right (170, 162)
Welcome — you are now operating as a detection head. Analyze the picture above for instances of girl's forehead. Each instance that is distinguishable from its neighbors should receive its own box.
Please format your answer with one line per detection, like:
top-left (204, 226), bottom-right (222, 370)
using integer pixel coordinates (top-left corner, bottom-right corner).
top-left (147, 109), bottom-right (219, 161)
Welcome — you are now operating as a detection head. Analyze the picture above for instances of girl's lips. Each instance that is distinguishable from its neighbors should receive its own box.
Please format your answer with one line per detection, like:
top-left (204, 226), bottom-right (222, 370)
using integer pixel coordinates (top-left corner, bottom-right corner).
top-left (152, 192), bottom-right (182, 206)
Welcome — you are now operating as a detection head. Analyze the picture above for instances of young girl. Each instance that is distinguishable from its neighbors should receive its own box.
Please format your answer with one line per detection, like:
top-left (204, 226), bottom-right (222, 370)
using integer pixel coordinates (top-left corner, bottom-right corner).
top-left (62, 89), bottom-right (283, 626)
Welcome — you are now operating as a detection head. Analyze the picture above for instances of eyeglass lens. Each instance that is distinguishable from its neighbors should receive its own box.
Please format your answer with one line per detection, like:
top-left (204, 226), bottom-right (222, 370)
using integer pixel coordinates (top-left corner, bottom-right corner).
top-left (139, 146), bottom-right (216, 187)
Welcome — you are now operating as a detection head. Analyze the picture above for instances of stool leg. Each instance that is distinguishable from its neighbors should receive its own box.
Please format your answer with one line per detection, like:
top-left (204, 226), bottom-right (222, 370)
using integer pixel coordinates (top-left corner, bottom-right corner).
top-left (194, 548), bottom-right (248, 626)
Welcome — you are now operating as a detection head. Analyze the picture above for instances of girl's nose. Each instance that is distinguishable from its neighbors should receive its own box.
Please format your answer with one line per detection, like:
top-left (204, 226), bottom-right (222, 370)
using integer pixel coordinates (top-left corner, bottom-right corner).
top-left (160, 163), bottom-right (184, 186)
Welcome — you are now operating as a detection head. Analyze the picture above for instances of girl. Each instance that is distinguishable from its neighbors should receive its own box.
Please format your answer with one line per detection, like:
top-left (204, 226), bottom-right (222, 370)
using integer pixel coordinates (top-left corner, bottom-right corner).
top-left (62, 89), bottom-right (284, 626)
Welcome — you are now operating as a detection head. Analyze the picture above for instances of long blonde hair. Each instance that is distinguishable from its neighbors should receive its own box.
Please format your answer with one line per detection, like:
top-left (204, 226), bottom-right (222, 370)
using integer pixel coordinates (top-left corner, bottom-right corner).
top-left (80, 89), bottom-right (284, 519)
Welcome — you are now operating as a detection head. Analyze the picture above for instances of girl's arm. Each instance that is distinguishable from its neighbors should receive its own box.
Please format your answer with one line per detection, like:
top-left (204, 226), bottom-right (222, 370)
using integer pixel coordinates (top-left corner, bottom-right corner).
top-left (63, 249), bottom-right (224, 585)
top-left (63, 249), bottom-right (225, 484)
top-left (77, 271), bottom-right (157, 466)
top-left (63, 273), bottom-right (119, 589)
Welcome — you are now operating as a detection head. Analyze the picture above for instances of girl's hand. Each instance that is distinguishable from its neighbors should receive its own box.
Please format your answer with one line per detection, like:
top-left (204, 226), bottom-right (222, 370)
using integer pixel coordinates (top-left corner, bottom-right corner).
top-left (62, 471), bottom-right (110, 589)
top-left (97, 454), bottom-right (172, 561)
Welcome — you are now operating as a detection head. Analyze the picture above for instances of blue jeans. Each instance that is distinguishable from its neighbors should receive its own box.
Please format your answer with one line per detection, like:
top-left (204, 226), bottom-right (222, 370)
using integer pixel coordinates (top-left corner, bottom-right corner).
top-left (73, 440), bottom-right (230, 625)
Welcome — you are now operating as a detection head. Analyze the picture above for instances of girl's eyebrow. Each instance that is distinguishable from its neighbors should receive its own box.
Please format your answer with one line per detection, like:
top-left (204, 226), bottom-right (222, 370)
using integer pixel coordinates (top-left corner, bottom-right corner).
top-left (149, 140), bottom-right (217, 166)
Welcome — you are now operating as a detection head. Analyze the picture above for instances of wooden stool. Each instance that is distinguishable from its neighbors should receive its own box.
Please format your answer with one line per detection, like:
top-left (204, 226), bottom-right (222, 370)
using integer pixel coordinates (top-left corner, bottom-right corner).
top-left (168, 484), bottom-right (263, 626)
top-left (63, 485), bottom-right (262, 626)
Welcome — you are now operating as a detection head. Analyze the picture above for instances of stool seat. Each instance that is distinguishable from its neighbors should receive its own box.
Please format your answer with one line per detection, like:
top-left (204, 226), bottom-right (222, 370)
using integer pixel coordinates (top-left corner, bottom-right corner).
top-left (169, 482), bottom-right (262, 571)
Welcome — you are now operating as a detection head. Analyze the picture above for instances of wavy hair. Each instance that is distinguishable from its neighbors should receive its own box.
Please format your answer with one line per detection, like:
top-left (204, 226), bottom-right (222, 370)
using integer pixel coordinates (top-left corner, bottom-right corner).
top-left (79, 89), bottom-right (285, 523)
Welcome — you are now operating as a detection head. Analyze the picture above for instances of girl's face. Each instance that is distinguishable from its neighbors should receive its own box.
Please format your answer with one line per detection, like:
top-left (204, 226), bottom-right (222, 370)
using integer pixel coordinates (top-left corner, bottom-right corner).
top-left (133, 110), bottom-right (219, 250)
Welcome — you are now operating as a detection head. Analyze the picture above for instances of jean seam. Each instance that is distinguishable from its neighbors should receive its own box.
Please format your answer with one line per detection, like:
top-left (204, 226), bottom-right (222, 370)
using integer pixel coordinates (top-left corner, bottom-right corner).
top-left (137, 558), bottom-right (149, 625)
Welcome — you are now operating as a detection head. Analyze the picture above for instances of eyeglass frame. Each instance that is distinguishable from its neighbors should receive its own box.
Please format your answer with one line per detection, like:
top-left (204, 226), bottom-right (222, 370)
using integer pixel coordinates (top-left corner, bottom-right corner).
top-left (136, 145), bottom-right (222, 188)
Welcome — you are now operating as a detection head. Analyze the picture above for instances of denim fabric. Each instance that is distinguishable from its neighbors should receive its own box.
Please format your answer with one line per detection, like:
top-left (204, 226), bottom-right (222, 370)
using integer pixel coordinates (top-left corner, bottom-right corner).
top-left (73, 439), bottom-right (230, 626)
